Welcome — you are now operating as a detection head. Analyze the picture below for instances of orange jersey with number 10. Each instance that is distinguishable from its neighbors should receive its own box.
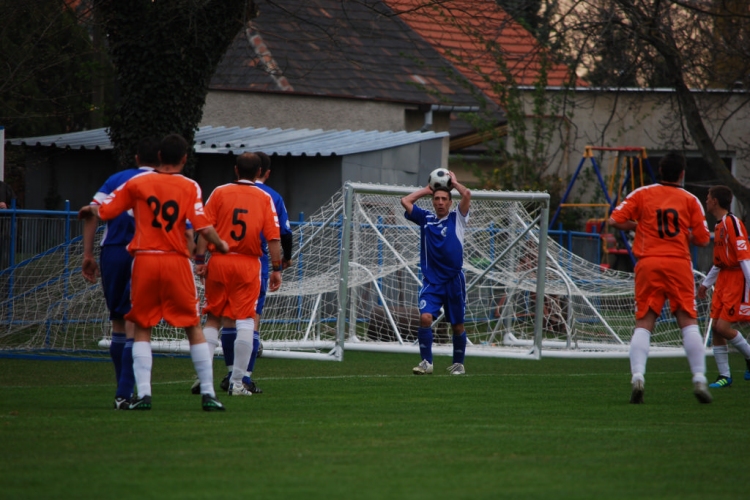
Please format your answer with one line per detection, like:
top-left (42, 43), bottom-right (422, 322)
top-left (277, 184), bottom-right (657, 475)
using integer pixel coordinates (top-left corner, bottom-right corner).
top-left (610, 183), bottom-right (710, 260)
top-left (97, 170), bottom-right (210, 257)
top-left (203, 180), bottom-right (280, 255)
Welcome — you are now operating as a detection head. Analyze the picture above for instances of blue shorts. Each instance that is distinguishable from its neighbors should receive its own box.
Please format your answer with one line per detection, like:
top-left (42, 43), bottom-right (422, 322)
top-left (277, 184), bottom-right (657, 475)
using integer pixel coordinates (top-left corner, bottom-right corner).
top-left (256, 256), bottom-right (269, 315)
top-left (100, 245), bottom-right (133, 320)
top-left (418, 272), bottom-right (466, 325)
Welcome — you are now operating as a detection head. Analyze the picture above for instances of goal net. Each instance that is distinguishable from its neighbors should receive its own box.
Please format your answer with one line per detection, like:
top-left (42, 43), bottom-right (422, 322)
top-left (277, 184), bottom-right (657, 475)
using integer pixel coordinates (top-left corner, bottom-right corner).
top-left (0, 182), bottom-right (710, 359)
top-left (249, 182), bottom-right (707, 359)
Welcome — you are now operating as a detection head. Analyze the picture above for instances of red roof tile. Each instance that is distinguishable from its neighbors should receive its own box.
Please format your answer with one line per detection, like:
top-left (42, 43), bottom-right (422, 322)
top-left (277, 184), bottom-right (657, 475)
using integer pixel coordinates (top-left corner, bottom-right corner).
top-left (384, 0), bottom-right (582, 103)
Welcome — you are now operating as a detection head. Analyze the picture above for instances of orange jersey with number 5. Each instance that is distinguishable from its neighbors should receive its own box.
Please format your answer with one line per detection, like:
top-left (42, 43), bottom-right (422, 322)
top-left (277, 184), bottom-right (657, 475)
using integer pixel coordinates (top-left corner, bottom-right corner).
top-left (97, 170), bottom-right (210, 257)
top-left (203, 180), bottom-right (280, 255)
top-left (610, 183), bottom-right (710, 260)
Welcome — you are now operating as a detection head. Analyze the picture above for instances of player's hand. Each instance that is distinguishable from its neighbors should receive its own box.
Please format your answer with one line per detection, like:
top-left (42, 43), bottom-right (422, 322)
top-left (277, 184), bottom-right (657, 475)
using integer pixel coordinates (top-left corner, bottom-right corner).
top-left (269, 271), bottom-right (282, 292)
top-left (448, 170), bottom-right (457, 186)
top-left (81, 255), bottom-right (100, 283)
top-left (697, 284), bottom-right (708, 299)
top-left (195, 263), bottom-right (207, 278)
top-left (215, 239), bottom-right (229, 254)
top-left (282, 259), bottom-right (293, 270)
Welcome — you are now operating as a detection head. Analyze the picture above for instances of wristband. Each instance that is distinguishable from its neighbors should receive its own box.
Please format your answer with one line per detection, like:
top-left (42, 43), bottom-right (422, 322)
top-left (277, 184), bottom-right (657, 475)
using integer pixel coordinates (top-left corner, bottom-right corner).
top-left (194, 254), bottom-right (206, 265)
top-left (272, 260), bottom-right (282, 272)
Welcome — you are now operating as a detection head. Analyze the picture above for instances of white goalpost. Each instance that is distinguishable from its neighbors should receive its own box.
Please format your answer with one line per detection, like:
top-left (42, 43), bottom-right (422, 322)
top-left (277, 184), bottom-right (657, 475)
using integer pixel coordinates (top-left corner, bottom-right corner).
top-left (0, 181), bottom-right (711, 359)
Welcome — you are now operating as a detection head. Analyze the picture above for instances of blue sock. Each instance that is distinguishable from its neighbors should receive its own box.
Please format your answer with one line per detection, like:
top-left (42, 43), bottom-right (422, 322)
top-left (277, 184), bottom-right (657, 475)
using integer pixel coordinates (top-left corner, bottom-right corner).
top-left (453, 331), bottom-right (467, 364)
top-left (221, 327), bottom-right (237, 368)
top-left (417, 327), bottom-right (433, 363)
top-left (245, 331), bottom-right (261, 376)
top-left (110, 333), bottom-right (126, 383)
top-left (116, 339), bottom-right (136, 399)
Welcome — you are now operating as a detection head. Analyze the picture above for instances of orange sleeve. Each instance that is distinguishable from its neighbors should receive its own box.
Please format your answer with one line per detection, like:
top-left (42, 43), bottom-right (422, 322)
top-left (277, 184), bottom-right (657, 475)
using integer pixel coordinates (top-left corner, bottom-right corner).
top-left (689, 196), bottom-right (711, 246)
top-left (184, 179), bottom-right (211, 231)
top-left (98, 179), bottom-right (136, 221)
top-left (610, 190), bottom-right (640, 224)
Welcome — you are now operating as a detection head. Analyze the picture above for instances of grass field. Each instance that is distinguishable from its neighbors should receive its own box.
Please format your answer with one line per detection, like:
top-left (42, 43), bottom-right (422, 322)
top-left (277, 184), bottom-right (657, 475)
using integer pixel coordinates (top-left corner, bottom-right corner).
top-left (1, 351), bottom-right (749, 499)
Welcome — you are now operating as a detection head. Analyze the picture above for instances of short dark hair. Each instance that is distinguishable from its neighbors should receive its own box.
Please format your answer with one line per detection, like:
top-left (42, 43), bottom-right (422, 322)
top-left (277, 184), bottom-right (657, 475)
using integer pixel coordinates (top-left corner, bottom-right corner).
top-left (659, 151), bottom-right (686, 183)
top-left (159, 134), bottom-right (189, 165)
top-left (236, 153), bottom-right (261, 180)
top-left (136, 137), bottom-right (160, 166)
top-left (709, 185), bottom-right (733, 211)
top-left (432, 187), bottom-right (452, 199)
top-left (256, 151), bottom-right (271, 177)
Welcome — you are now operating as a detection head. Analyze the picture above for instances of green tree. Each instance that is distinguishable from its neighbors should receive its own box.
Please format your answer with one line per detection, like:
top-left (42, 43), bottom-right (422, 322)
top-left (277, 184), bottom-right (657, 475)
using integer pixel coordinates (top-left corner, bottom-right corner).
top-left (549, 0), bottom-right (750, 218)
top-left (97, 0), bottom-right (250, 169)
top-left (0, 0), bottom-right (106, 137)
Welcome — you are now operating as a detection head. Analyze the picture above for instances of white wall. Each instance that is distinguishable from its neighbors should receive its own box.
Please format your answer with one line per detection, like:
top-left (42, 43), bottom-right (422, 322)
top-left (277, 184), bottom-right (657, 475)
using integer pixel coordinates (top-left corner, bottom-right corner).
top-left (203, 91), bottom-right (409, 132)
top-left (518, 88), bottom-right (750, 186)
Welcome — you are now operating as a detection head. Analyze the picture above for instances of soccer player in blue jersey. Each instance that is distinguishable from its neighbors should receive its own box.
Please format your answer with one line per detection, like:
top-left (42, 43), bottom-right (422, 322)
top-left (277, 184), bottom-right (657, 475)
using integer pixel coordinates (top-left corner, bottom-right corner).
top-left (217, 152), bottom-right (294, 394)
top-left (81, 137), bottom-right (158, 409)
top-left (401, 171), bottom-right (471, 375)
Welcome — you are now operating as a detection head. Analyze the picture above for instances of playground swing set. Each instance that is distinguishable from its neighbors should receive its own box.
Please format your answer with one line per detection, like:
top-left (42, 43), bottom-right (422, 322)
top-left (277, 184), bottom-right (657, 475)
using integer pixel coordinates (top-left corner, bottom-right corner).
top-left (549, 146), bottom-right (657, 269)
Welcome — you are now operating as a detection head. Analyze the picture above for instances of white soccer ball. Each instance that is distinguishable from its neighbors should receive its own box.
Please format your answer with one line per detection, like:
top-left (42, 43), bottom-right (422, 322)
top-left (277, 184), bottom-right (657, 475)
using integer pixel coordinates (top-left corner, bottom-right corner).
top-left (428, 168), bottom-right (452, 191)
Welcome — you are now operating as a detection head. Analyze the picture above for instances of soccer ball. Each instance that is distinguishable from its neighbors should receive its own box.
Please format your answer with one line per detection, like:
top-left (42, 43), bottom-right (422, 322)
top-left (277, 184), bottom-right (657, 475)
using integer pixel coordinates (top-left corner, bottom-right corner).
top-left (428, 168), bottom-right (452, 191)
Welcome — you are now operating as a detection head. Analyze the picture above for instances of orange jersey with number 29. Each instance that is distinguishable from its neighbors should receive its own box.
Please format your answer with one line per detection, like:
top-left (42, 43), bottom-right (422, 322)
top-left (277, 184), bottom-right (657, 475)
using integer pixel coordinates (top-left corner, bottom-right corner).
top-left (98, 170), bottom-right (210, 257)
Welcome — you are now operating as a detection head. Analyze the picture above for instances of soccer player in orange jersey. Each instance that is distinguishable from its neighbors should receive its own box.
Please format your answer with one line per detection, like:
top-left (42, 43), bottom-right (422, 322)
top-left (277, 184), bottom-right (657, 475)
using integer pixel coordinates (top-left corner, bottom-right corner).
top-left (608, 152), bottom-right (712, 404)
top-left (697, 186), bottom-right (750, 388)
top-left (79, 134), bottom-right (230, 411)
top-left (193, 152), bottom-right (282, 396)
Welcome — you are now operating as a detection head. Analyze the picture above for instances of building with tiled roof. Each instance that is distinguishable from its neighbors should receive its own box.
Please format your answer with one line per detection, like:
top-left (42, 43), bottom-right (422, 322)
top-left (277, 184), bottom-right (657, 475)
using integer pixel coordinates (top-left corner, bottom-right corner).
top-left (202, 0), bottom-right (496, 139)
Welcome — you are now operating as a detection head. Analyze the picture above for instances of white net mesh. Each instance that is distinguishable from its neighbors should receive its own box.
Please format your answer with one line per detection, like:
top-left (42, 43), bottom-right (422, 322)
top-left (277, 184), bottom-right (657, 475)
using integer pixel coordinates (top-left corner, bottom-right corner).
top-left (0, 183), bottom-right (710, 358)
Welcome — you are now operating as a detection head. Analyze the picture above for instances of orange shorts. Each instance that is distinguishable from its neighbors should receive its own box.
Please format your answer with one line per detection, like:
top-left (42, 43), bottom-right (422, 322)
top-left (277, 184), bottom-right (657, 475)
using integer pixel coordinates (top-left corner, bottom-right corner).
top-left (634, 257), bottom-right (697, 319)
top-left (710, 268), bottom-right (750, 322)
top-left (126, 253), bottom-right (200, 328)
top-left (202, 253), bottom-right (261, 320)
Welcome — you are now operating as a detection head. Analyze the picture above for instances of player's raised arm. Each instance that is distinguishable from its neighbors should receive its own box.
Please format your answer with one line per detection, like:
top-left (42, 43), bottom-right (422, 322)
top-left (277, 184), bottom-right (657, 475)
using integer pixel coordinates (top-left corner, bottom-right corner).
top-left (449, 171), bottom-right (471, 217)
top-left (401, 186), bottom-right (432, 216)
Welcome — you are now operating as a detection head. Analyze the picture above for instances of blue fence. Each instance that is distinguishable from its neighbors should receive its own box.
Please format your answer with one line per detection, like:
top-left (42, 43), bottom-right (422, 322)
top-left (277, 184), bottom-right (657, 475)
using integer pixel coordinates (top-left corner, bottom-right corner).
top-left (1, 205), bottom-right (605, 278)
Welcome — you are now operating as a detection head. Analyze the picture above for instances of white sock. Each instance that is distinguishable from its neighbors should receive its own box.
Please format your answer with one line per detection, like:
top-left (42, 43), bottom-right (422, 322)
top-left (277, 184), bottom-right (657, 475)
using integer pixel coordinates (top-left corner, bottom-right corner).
top-left (682, 325), bottom-right (707, 383)
top-left (629, 328), bottom-right (650, 378)
top-left (728, 331), bottom-right (750, 359)
top-left (232, 319), bottom-right (255, 386)
top-left (190, 342), bottom-right (215, 397)
top-left (713, 345), bottom-right (730, 378)
top-left (203, 326), bottom-right (220, 358)
top-left (132, 341), bottom-right (153, 397)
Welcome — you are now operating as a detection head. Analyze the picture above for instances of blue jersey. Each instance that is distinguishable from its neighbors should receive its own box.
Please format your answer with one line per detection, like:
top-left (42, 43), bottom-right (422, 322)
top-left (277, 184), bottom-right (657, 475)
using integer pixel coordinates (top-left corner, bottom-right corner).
top-left (92, 167), bottom-right (152, 246)
top-left (254, 181), bottom-right (292, 258)
top-left (405, 204), bottom-right (468, 285)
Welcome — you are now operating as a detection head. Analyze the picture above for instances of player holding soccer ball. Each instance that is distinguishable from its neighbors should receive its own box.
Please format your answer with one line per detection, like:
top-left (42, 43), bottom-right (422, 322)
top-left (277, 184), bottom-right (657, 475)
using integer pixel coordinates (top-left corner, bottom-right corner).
top-left (401, 169), bottom-right (471, 375)
top-left (697, 185), bottom-right (750, 388)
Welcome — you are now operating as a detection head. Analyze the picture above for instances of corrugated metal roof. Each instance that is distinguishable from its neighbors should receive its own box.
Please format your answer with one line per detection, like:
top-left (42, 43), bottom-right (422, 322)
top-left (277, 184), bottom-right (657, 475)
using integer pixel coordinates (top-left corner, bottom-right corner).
top-left (6, 125), bottom-right (449, 157)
